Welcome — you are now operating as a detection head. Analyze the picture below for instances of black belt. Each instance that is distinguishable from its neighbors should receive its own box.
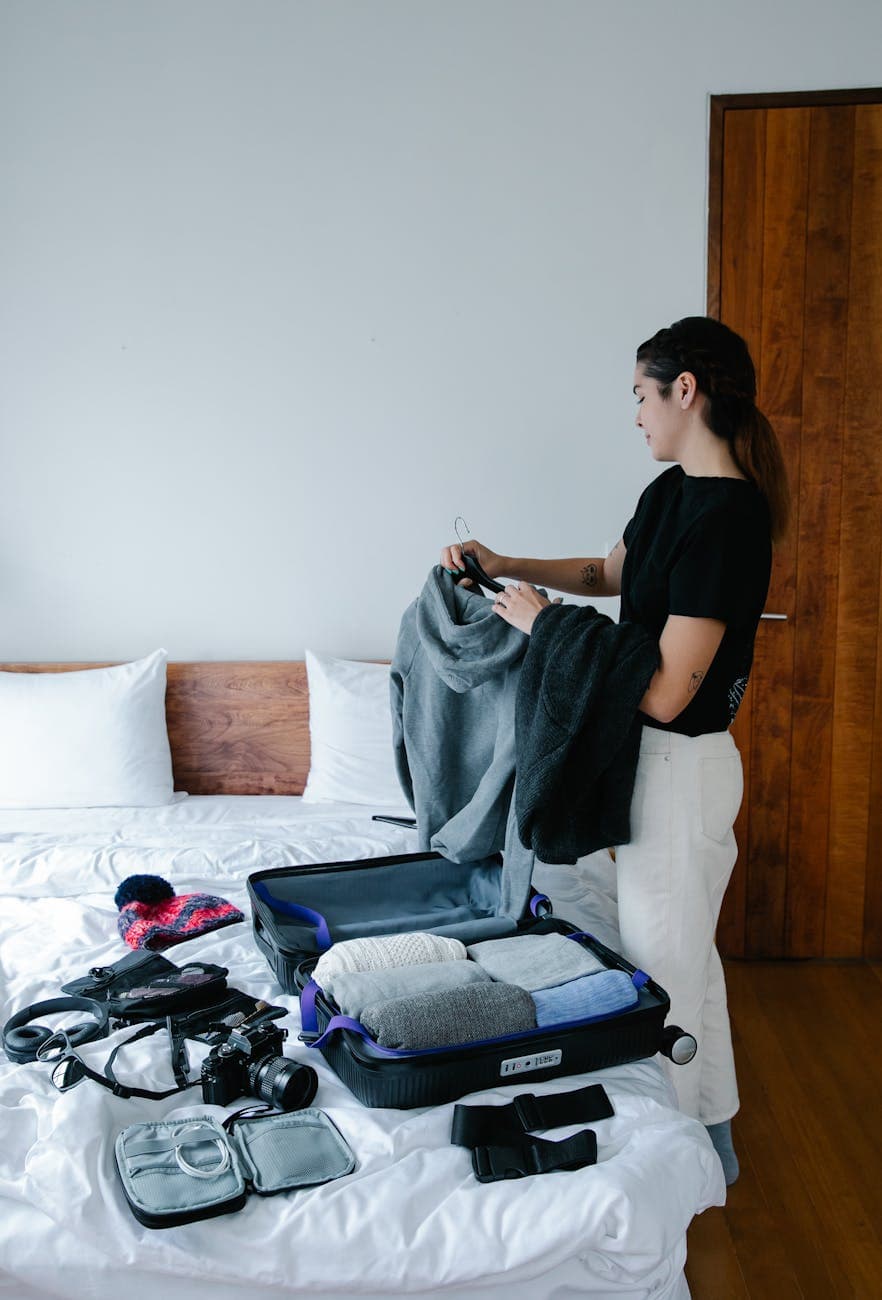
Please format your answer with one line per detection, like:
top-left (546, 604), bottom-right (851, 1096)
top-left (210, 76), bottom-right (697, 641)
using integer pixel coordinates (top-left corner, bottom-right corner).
top-left (452, 1083), bottom-right (613, 1183)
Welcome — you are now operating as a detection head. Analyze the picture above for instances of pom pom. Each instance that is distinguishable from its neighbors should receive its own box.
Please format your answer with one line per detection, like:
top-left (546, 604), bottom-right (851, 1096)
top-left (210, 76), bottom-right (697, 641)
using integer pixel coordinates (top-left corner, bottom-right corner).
top-left (114, 874), bottom-right (176, 910)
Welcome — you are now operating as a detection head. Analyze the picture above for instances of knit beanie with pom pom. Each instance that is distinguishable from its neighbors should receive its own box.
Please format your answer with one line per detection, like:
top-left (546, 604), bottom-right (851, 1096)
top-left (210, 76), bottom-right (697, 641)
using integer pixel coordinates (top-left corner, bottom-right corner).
top-left (114, 875), bottom-right (243, 950)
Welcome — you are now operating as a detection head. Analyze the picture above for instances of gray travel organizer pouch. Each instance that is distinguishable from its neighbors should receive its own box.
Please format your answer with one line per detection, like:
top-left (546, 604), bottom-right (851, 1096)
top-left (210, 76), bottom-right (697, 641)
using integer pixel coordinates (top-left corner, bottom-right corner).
top-left (115, 1109), bottom-right (355, 1228)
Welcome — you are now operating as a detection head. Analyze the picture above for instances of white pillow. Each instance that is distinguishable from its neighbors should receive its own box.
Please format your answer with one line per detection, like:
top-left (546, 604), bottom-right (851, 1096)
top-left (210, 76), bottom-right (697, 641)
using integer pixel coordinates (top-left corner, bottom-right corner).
top-left (0, 649), bottom-right (174, 808)
top-left (302, 650), bottom-right (407, 807)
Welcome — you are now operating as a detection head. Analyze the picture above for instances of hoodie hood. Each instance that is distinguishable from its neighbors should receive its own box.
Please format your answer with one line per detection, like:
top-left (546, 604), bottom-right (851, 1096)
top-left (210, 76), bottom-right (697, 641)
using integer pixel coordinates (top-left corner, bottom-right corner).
top-left (414, 566), bottom-right (529, 691)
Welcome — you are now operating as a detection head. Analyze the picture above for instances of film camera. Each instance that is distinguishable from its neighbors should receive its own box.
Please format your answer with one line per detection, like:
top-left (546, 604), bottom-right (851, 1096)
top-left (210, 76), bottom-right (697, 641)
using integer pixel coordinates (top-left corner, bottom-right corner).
top-left (201, 1020), bottom-right (316, 1111)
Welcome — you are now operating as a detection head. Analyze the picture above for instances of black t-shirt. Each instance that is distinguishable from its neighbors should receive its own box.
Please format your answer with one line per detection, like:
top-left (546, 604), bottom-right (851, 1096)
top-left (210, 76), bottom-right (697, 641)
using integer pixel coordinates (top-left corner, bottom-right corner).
top-left (620, 465), bottom-right (772, 736)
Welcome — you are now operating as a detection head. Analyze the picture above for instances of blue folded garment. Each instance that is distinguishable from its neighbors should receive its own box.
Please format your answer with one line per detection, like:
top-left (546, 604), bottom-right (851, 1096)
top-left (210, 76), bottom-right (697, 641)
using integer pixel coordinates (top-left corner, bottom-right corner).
top-left (532, 969), bottom-right (638, 1028)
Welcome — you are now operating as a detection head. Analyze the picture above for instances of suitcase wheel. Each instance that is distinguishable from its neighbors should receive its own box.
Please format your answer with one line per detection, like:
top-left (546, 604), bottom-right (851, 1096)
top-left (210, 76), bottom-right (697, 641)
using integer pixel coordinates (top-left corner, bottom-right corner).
top-left (659, 1026), bottom-right (698, 1065)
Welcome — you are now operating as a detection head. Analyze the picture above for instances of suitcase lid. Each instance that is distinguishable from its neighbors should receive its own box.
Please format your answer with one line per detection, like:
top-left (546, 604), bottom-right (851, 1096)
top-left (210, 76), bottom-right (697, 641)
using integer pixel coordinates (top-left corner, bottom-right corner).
top-left (247, 848), bottom-right (551, 961)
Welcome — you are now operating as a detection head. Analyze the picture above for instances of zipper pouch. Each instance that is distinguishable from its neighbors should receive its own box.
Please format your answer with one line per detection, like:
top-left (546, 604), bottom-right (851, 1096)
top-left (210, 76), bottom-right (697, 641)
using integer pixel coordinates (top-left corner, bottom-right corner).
top-left (115, 1109), bottom-right (356, 1228)
top-left (62, 952), bottom-right (231, 1020)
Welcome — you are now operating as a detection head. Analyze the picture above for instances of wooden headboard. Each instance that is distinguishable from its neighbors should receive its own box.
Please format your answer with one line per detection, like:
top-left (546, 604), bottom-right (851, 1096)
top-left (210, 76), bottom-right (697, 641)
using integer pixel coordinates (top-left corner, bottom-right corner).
top-left (0, 662), bottom-right (311, 796)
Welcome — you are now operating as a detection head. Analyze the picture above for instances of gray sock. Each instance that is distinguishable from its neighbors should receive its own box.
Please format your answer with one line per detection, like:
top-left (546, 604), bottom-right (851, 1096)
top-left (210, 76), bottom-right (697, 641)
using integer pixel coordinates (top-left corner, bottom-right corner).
top-left (705, 1119), bottom-right (739, 1186)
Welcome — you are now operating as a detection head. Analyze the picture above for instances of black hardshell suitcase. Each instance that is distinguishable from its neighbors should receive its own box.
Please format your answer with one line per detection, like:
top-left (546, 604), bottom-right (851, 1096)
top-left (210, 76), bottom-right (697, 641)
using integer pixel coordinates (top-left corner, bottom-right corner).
top-left (247, 850), bottom-right (696, 1109)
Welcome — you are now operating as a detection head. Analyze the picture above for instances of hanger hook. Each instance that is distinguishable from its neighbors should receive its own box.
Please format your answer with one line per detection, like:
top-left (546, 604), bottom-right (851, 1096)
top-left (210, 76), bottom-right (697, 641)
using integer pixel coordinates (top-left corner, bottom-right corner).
top-left (454, 516), bottom-right (471, 544)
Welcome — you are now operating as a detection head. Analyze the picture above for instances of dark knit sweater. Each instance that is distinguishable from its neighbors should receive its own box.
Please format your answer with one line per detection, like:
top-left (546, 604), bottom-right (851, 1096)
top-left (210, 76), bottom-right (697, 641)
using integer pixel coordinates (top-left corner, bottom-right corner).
top-left (515, 604), bottom-right (659, 863)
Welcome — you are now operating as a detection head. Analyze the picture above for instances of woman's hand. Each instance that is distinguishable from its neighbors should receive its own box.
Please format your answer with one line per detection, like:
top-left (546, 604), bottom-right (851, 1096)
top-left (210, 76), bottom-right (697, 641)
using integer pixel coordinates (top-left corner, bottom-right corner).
top-left (491, 582), bottom-right (558, 635)
top-left (440, 539), bottom-right (505, 581)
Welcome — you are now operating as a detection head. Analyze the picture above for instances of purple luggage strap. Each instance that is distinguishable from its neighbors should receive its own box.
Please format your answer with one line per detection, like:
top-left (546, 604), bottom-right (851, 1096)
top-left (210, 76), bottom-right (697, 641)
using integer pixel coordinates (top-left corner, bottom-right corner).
top-left (299, 979), bottom-right (404, 1056)
top-left (252, 881), bottom-right (333, 950)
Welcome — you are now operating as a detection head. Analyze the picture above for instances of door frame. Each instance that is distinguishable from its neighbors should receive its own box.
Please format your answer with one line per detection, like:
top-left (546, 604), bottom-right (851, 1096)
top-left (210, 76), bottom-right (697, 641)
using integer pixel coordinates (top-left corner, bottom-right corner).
top-left (707, 87), bottom-right (882, 318)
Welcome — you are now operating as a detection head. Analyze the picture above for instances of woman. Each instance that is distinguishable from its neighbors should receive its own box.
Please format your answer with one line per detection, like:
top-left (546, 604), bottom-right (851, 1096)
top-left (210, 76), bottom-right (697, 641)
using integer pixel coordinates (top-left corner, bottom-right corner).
top-left (441, 316), bottom-right (789, 1185)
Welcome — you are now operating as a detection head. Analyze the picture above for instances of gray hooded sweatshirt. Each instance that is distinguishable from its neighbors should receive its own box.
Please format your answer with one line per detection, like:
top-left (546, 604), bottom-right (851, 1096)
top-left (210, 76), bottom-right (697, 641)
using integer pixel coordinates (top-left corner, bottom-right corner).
top-left (390, 567), bottom-right (536, 927)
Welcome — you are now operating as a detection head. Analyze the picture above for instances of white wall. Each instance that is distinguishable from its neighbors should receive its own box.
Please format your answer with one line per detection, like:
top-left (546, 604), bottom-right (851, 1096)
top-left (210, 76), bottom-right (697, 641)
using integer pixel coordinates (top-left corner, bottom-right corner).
top-left (2, 0), bottom-right (880, 660)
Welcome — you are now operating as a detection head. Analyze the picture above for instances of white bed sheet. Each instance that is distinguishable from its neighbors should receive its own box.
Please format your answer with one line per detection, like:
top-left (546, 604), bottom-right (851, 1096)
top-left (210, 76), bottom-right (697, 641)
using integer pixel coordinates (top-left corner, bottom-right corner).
top-left (0, 796), bottom-right (723, 1299)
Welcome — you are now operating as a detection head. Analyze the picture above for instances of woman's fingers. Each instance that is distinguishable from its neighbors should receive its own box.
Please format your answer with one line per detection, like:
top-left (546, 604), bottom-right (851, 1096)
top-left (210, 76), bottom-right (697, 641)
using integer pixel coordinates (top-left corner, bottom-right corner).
top-left (440, 542), bottom-right (468, 573)
top-left (491, 582), bottom-right (549, 636)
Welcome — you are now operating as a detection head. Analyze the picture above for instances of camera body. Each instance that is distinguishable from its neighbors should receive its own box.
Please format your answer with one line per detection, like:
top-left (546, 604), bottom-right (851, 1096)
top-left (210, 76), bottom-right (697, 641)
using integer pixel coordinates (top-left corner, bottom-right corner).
top-left (201, 1021), bottom-right (286, 1108)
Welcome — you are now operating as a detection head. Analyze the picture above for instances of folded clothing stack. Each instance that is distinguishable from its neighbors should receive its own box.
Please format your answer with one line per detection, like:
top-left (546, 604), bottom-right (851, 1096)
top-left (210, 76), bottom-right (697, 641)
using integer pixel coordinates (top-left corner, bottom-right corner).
top-left (310, 929), bottom-right (639, 1050)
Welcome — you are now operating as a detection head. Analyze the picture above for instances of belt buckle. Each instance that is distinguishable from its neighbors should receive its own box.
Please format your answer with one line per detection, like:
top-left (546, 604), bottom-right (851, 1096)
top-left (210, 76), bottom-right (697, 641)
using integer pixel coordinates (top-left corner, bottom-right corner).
top-left (471, 1142), bottom-right (529, 1183)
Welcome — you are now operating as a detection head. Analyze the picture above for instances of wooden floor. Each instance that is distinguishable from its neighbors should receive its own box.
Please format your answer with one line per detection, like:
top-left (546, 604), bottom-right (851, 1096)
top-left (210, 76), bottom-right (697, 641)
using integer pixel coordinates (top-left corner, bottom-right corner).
top-left (684, 961), bottom-right (882, 1299)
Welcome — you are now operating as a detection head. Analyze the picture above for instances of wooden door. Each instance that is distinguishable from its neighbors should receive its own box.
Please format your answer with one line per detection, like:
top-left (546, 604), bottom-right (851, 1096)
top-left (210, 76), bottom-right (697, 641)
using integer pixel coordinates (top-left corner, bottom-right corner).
top-left (708, 90), bottom-right (882, 959)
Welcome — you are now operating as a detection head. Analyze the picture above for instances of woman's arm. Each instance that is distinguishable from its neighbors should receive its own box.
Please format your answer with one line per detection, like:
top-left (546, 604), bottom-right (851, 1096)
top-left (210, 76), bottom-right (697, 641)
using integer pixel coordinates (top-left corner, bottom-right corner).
top-left (443, 539), bottom-right (627, 598)
top-left (508, 538), bottom-right (626, 598)
top-left (639, 615), bottom-right (726, 723)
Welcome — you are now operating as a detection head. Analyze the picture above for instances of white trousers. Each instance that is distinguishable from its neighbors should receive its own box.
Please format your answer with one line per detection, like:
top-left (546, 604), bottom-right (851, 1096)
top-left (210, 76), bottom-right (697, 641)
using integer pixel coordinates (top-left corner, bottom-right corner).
top-left (614, 725), bottom-right (742, 1124)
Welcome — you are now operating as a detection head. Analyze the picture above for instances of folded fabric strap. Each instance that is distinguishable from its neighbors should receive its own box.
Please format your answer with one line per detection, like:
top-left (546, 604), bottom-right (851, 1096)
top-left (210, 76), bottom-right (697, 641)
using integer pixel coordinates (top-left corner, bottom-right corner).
top-left (532, 969), bottom-right (639, 1028)
top-left (472, 1130), bottom-right (598, 1182)
top-left (313, 932), bottom-right (467, 984)
top-left (467, 932), bottom-right (605, 991)
top-left (360, 981), bottom-right (536, 1050)
top-left (451, 1082), bottom-right (614, 1148)
top-left (320, 960), bottom-right (491, 1020)
top-left (452, 1083), bottom-right (610, 1183)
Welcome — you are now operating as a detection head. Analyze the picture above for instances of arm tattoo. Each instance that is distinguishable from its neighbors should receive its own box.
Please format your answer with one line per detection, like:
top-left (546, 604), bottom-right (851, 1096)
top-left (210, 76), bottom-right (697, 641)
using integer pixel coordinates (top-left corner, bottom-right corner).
top-left (580, 562), bottom-right (599, 589)
top-left (688, 670), bottom-right (704, 695)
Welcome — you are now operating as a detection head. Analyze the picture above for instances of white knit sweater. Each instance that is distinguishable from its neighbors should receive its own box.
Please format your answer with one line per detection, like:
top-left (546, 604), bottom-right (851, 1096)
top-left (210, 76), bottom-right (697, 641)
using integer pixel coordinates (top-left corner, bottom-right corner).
top-left (313, 931), bottom-right (467, 983)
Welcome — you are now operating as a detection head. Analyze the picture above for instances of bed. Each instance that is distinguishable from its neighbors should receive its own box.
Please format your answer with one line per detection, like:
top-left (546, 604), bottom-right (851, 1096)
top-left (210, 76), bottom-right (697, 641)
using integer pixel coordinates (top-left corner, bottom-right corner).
top-left (0, 659), bottom-right (724, 1300)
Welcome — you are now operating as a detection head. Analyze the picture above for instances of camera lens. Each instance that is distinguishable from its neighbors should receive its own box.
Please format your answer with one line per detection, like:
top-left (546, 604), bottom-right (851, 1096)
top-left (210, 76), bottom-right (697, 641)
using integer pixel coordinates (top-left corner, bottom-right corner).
top-left (248, 1055), bottom-right (317, 1111)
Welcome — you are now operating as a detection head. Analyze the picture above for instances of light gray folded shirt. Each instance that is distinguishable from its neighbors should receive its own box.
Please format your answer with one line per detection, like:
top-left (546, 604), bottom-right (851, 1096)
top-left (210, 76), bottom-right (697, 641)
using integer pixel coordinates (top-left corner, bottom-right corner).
top-left (360, 980), bottom-right (536, 1050)
top-left (467, 932), bottom-right (605, 992)
top-left (319, 959), bottom-right (491, 1021)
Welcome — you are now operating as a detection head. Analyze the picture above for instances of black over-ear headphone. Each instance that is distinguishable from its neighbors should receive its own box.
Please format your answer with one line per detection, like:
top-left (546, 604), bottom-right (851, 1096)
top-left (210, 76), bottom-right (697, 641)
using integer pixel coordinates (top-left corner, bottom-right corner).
top-left (2, 996), bottom-right (110, 1065)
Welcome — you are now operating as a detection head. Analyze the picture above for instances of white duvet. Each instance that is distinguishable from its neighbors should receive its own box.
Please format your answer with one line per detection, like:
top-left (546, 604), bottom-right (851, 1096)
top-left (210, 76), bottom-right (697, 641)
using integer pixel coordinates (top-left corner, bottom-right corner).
top-left (0, 797), bottom-right (723, 1300)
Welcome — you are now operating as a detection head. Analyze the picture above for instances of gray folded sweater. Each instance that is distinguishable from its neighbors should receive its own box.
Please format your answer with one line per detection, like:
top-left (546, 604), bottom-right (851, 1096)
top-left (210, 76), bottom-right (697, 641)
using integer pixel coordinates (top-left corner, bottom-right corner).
top-left (320, 959), bottom-right (491, 1021)
top-left (360, 980), bottom-right (536, 1050)
top-left (467, 932), bottom-right (605, 991)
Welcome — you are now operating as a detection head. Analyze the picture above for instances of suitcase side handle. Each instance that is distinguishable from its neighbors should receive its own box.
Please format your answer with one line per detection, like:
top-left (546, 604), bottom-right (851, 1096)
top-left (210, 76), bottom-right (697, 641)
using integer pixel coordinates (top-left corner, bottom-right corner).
top-left (251, 882), bottom-right (332, 951)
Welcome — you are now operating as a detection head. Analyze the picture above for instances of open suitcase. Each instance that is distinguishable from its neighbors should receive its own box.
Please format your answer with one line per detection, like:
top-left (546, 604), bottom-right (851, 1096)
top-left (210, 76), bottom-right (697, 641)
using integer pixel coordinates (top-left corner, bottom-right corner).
top-left (247, 848), bottom-right (697, 1109)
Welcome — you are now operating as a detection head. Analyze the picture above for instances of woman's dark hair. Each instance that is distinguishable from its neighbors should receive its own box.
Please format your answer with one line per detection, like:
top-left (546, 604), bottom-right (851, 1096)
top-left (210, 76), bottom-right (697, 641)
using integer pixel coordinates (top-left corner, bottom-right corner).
top-left (636, 316), bottom-right (790, 541)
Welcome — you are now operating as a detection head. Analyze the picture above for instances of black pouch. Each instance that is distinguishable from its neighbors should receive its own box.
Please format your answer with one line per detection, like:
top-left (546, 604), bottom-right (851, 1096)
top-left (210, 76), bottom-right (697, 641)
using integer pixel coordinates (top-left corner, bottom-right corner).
top-left (114, 1109), bottom-right (356, 1228)
top-left (62, 951), bottom-right (178, 1000)
top-left (63, 952), bottom-right (231, 1021)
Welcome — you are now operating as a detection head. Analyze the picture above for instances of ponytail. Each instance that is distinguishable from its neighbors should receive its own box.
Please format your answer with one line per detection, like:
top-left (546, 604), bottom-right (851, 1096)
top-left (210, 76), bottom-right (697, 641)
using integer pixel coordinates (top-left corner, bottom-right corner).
top-left (637, 316), bottom-right (791, 543)
top-left (731, 404), bottom-right (790, 543)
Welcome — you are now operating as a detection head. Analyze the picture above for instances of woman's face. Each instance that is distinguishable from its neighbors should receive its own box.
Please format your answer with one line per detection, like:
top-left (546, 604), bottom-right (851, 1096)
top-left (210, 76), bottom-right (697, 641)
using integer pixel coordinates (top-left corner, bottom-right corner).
top-left (633, 364), bottom-right (689, 462)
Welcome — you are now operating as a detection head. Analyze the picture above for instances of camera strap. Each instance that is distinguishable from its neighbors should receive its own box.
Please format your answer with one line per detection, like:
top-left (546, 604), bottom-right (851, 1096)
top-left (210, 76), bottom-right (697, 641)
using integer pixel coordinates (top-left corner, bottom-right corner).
top-left (9, 951), bottom-right (291, 1101)
top-left (51, 998), bottom-right (289, 1099)
top-left (51, 1020), bottom-right (198, 1100)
